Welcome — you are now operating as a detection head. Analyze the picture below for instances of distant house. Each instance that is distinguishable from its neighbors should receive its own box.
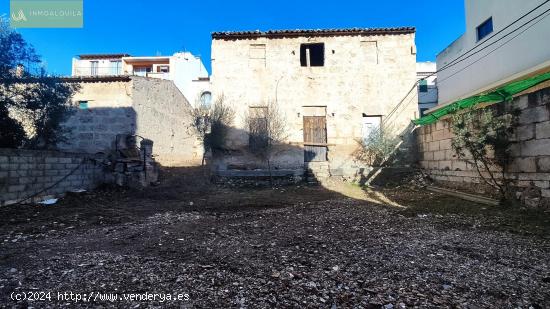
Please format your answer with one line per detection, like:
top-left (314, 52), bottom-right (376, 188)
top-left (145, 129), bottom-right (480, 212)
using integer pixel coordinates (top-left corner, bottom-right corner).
top-left (416, 62), bottom-right (438, 116)
top-left (436, 0), bottom-right (550, 106)
top-left (71, 52), bottom-right (211, 105)
top-left (211, 28), bottom-right (418, 180)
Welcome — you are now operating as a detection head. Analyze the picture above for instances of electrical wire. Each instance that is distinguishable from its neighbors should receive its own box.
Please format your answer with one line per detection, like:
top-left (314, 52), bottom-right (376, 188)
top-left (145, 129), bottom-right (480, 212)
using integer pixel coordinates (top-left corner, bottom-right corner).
top-left (436, 0), bottom-right (550, 75)
top-left (387, 1), bottom-right (550, 121)
top-left (438, 9), bottom-right (550, 85)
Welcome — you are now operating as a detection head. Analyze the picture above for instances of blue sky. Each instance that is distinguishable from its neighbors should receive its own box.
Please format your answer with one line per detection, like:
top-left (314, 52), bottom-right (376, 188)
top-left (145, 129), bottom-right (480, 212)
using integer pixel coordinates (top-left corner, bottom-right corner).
top-left (1, 0), bottom-right (466, 75)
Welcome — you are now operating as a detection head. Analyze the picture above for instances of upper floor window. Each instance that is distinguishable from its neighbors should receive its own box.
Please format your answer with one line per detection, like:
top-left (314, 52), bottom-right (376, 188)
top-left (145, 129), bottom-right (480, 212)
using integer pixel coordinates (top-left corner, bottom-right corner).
top-left (199, 91), bottom-right (212, 108)
top-left (90, 61), bottom-right (98, 76)
top-left (157, 65), bottom-right (169, 73)
top-left (419, 79), bottom-right (428, 93)
top-left (477, 17), bottom-right (493, 41)
top-left (134, 66), bottom-right (152, 77)
top-left (111, 60), bottom-right (122, 75)
top-left (300, 43), bottom-right (324, 67)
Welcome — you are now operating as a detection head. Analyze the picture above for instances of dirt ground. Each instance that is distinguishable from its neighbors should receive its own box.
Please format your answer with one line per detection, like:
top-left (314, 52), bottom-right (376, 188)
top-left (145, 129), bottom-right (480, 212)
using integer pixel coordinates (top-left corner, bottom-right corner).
top-left (0, 167), bottom-right (549, 308)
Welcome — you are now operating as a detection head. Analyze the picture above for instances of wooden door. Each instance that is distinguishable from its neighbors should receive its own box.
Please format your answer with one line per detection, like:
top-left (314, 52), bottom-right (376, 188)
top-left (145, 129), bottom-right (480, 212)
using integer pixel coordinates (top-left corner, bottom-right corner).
top-left (303, 116), bottom-right (327, 162)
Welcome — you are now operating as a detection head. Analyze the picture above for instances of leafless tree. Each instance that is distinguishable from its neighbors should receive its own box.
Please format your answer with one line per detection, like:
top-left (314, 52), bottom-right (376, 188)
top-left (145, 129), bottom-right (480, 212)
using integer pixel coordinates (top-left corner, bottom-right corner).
top-left (245, 100), bottom-right (287, 185)
top-left (191, 94), bottom-right (234, 165)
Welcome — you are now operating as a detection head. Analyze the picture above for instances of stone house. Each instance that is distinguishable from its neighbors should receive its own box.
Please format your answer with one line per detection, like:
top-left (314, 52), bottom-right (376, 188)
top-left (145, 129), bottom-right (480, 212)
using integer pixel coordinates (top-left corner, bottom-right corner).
top-left (210, 28), bottom-right (418, 180)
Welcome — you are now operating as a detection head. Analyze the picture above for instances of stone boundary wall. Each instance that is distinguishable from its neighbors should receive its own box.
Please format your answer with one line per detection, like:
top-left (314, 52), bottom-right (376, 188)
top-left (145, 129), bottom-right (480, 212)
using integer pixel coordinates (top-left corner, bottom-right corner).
top-left (416, 87), bottom-right (550, 208)
top-left (0, 149), bottom-right (106, 206)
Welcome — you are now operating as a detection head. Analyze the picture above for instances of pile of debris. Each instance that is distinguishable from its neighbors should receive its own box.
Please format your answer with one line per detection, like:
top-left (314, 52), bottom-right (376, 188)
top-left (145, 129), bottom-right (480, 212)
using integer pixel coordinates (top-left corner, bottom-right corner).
top-left (110, 135), bottom-right (159, 188)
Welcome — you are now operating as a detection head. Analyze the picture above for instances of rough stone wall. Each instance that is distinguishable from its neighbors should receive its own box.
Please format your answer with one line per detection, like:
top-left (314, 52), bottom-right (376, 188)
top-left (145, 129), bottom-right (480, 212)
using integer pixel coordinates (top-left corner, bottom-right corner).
top-left (0, 149), bottom-right (105, 206)
top-left (61, 77), bottom-right (202, 166)
top-left (417, 87), bottom-right (550, 207)
top-left (211, 33), bottom-right (418, 177)
top-left (132, 77), bottom-right (203, 166)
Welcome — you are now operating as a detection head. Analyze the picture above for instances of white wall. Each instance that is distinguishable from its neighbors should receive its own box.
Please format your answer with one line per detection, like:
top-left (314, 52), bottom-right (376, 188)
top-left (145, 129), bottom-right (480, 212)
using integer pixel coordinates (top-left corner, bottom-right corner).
top-left (170, 52), bottom-right (211, 104)
top-left (436, 0), bottom-right (550, 105)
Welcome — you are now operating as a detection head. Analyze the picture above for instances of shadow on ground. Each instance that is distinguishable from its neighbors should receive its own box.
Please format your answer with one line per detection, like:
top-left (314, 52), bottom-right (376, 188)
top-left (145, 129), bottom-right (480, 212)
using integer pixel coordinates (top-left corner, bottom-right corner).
top-left (0, 166), bottom-right (549, 308)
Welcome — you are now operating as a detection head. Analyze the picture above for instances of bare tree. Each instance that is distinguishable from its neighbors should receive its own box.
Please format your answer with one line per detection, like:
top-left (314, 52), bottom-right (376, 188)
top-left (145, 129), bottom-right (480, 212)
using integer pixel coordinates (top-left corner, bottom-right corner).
top-left (191, 94), bottom-right (234, 165)
top-left (245, 100), bottom-right (287, 185)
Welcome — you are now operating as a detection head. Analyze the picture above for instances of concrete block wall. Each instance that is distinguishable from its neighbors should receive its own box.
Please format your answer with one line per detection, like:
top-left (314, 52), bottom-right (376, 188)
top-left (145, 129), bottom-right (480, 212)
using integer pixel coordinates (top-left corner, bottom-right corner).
top-left (417, 86), bottom-right (550, 207)
top-left (0, 149), bottom-right (105, 206)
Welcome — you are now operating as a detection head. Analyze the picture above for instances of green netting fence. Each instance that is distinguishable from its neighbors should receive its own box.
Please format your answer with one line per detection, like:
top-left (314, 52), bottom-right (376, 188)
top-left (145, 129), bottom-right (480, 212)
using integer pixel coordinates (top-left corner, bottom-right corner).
top-left (414, 71), bottom-right (550, 126)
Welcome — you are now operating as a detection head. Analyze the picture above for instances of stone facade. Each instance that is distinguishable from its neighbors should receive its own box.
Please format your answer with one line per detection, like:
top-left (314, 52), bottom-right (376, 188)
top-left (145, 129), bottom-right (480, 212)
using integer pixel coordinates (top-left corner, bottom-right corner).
top-left (416, 87), bottom-right (550, 207)
top-left (61, 76), bottom-right (202, 166)
top-left (211, 28), bottom-right (418, 179)
top-left (0, 148), bottom-right (105, 206)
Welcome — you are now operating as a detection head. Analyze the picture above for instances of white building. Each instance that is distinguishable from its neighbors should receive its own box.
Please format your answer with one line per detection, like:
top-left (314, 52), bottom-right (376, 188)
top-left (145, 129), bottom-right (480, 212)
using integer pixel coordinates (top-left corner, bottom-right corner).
top-left (436, 0), bottom-right (550, 106)
top-left (416, 62), bottom-right (438, 116)
top-left (71, 52), bottom-right (211, 104)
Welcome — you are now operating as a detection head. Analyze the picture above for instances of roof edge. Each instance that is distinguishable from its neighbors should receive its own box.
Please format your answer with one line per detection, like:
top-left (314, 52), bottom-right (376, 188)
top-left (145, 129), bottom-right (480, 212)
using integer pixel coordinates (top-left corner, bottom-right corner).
top-left (212, 27), bottom-right (416, 40)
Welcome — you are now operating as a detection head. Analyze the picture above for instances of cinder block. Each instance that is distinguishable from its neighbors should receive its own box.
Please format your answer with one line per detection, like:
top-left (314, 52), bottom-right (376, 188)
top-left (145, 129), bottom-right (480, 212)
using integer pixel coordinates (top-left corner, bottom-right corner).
top-left (542, 189), bottom-right (550, 198)
top-left (432, 130), bottom-right (446, 141)
top-left (521, 139), bottom-right (550, 156)
top-left (519, 106), bottom-right (550, 125)
top-left (536, 121), bottom-right (550, 139)
top-left (45, 157), bottom-right (59, 163)
top-left (534, 181), bottom-right (550, 189)
top-left (422, 151), bottom-right (434, 161)
top-left (537, 157), bottom-right (550, 172)
top-left (420, 161), bottom-right (429, 169)
top-left (9, 170), bottom-right (26, 177)
top-left (518, 173), bottom-right (550, 181)
top-left (13, 156), bottom-right (30, 163)
top-left (45, 170), bottom-right (59, 176)
top-left (8, 185), bottom-right (25, 192)
top-left (444, 150), bottom-right (456, 160)
top-left (510, 157), bottom-right (537, 173)
top-left (438, 160), bottom-right (452, 170)
top-left (432, 150), bottom-right (444, 161)
top-left (0, 156), bottom-right (9, 163)
top-left (18, 177), bottom-right (35, 185)
top-left (58, 158), bottom-right (72, 164)
top-left (513, 95), bottom-right (529, 110)
top-left (439, 139), bottom-right (452, 150)
top-left (516, 124), bottom-right (535, 141)
top-left (29, 170), bottom-right (44, 177)
top-left (428, 141), bottom-right (440, 152)
top-left (452, 160), bottom-right (468, 171)
top-left (18, 163), bottom-right (32, 170)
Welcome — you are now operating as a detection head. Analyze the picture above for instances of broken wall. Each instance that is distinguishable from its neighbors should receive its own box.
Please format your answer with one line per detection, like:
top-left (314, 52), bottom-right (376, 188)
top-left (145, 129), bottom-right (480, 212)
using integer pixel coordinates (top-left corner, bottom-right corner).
top-left (132, 77), bottom-right (203, 166)
top-left (60, 77), bottom-right (203, 166)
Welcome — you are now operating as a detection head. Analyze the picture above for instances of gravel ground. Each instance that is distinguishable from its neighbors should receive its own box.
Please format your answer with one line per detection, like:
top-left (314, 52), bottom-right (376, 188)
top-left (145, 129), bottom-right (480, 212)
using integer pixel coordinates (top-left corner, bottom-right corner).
top-left (0, 170), bottom-right (549, 308)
